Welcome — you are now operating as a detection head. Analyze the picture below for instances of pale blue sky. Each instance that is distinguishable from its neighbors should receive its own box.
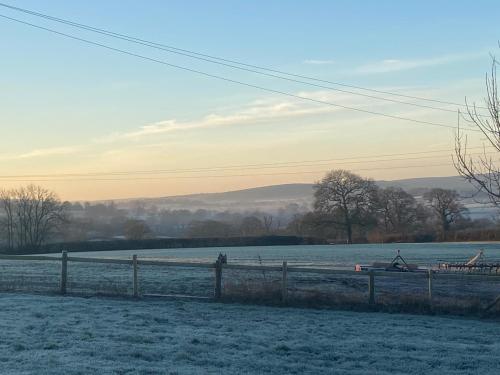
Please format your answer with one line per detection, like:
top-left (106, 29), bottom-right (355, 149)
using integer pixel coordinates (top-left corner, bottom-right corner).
top-left (0, 1), bottom-right (498, 199)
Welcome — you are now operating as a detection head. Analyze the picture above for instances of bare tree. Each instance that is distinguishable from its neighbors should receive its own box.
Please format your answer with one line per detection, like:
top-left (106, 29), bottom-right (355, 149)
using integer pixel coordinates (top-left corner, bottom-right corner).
top-left (377, 187), bottom-right (418, 236)
top-left (0, 189), bottom-right (15, 249)
top-left (314, 170), bottom-right (378, 244)
top-left (424, 188), bottom-right (467, 239)
top-left (262, 215), bottom-right (273, 234)
top-left (124, 219), bottom-right (151, 240)
top-left (240, 216), bottom-right (264, 236)
top-left (0, 185), bottom-right (68, 251)
top-left (455, 52), bottom-right (500, 205)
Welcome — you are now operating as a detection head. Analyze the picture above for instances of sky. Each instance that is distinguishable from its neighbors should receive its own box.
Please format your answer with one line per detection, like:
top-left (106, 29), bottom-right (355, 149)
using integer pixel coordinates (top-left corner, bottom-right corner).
top-left (0, 0), bottom-right (499, 201)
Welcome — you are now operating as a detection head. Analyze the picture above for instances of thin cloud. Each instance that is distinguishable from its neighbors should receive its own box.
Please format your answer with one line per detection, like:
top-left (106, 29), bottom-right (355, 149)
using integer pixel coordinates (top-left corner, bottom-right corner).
top-left (303, 59), bottom-right (335, 65)
top-left (100, 97), bottom-right (348, 142)
top-left (353, 51), bottom-right (486, 75)
top-left (0, 146), bottom-right (80, 161)
top-left (95, 79), bottom-right (476, 145)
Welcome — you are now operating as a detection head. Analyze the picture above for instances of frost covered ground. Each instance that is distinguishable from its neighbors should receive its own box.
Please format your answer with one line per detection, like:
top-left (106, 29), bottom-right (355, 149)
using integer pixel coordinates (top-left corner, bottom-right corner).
top-left (1, 293), bottom-right (500, 374)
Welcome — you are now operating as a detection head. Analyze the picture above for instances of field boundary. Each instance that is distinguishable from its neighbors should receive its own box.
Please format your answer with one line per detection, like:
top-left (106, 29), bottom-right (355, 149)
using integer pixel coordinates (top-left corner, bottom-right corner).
top-left (2, 252), bottom-right (500, 310)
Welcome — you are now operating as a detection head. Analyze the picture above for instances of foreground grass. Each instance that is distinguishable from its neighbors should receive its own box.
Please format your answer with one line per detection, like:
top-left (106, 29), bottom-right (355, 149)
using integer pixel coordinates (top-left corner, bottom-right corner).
top-left (0, 294), bottom-right (500, 374)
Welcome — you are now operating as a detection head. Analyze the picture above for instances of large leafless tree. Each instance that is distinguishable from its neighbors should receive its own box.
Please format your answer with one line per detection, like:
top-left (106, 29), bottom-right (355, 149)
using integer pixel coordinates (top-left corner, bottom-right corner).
top-left (314, 170), bottom-right (378, 244)
top-left (424, 188), bottom-right (467, 239)
top-left (378, 187), bottom-right (419, 236)
top-left (0, 185), bottom-right (68, 251)
top-left (455, 52), bottom-right (500, 205)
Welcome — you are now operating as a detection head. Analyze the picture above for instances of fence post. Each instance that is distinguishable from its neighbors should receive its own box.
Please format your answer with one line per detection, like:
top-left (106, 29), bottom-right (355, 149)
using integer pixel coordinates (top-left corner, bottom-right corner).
top-left (368, 271), bottom-right (375, 305)
top-left (428, 269), bottom-right (433, 308)
top-left (60, 251), bottom-right (68, 295)
top-left (214, 260), bottom-right (222, 300)
top-left (282, 261), bottom-right (288, 305)
top-left (133, 254), bottom-right (139, 298)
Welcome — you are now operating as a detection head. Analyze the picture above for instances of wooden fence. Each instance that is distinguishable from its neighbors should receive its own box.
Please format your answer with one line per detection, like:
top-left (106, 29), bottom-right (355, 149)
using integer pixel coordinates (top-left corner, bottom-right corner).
top-left (2, 251), bottom-right (500, 309)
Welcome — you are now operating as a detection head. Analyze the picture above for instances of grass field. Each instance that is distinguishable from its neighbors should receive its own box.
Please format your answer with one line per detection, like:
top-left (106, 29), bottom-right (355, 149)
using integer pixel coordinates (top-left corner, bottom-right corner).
top-left (1, 293), bottom-right (499, 374)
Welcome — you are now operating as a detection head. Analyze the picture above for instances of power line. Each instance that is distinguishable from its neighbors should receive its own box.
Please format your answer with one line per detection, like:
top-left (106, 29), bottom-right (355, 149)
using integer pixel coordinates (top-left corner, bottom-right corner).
top-left (0, 149), bottom-right (495, 180)
top-left (0, 2), bottom-right (490, 117)
top-left (0, 2), bottom-right (489, 112)
top-left (0, 146), bottom-right (494, 179)
top-left (0, 13), bottom-right (480, 133)
top-left (0, 163), bottom-right (462, 183)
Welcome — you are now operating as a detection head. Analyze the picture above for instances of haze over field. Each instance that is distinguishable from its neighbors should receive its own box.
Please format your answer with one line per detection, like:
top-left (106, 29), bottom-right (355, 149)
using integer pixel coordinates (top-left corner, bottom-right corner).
top-left (107, 175), bottom-right (492, 215)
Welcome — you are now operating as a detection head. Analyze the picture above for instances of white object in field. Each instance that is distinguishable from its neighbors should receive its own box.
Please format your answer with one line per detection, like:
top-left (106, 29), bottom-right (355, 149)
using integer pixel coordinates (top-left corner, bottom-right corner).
top-left (465, 250), bottom-right (484, 266)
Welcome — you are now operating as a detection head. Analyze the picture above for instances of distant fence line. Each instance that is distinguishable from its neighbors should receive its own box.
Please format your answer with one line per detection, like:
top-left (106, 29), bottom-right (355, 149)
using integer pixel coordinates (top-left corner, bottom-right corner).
top-left (1, 235), bottom-right (325, 255)
top-left (2, 252), bottom-right (500, 309)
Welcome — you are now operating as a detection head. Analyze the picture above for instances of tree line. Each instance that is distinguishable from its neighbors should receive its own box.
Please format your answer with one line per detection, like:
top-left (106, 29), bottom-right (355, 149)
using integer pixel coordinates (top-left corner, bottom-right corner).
top-left (294, 169), bottom-right (472, 244)
top-left (0, 190), bottom-right (302, 251)
top-left (130, 173), bottom-right (492, 244)
top-left (60, 201), bottom-right (299, 241)
top-left (1, 172), bottom-right (496, 252)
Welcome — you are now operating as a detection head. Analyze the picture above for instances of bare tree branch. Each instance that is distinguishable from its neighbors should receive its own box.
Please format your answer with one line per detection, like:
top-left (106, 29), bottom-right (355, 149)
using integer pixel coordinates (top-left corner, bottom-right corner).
top-left (455, 52), bottom-right (500, 206)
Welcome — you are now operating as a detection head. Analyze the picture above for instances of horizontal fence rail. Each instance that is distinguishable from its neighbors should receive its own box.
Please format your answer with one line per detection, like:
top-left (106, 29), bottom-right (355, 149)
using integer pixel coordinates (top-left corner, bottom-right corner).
top-left (0, 255), bottom-right (60, 261)
top-left (1, 252), bottom-right (500, 312)
top-left (3, 253), bottom-right (500, 279)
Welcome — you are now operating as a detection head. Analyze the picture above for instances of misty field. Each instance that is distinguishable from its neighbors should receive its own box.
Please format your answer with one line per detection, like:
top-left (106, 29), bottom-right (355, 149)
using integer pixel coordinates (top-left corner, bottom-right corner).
top-left (1, 293), bottom-right (500, 374)
top-left (55, 243), bottom-right (500, 268)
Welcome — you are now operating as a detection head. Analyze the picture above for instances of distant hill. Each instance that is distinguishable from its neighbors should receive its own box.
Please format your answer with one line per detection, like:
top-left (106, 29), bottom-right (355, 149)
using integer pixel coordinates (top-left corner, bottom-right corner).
top-left (377, 176), bottom-right (478, 197)
top-left (126, 183), bottom-right (315, 212)
top-left (167, 183), bottom-right (315, 203)
top-left (114, 176), bottom-right (483, 213)
top-left (156, 175), bottom-right (478, 204)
